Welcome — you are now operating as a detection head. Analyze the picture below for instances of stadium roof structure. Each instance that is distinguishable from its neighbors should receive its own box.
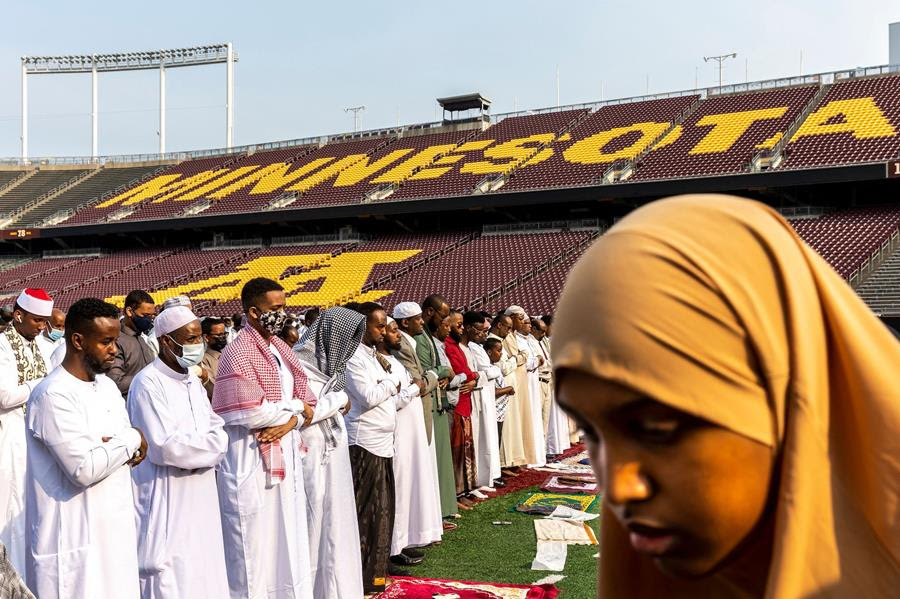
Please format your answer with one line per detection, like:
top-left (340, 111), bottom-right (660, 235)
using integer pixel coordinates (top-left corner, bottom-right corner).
top-left (438, 93), bottom-right (491, 122)
top-left (437, 93), bottom-right (492, 113)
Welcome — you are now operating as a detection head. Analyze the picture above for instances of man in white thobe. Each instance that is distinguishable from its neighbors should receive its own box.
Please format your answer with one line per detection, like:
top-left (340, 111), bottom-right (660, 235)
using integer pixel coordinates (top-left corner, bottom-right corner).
top-left (127, 307), bottom-right (229, 598)
top-left (35, 308), bottom-right (65, 368)
top-left (293, 307), bottom-right (365, 599)
top-left (212, 278), bottom-right (315, 599)
top-left (512, 311), bottom-right (546, 467)
top-left (382, 318), bottom-right (442, 562)
top-left (1, 288), bottom-right (54, 577)
top-left (530, 318), bottom-right (570, 456)
top-left (465, 313), bottom-right (503, 489)
top-left (26, 297), bottom-right (148, 599)
top-left (344, 305), bottom-right (419, 593)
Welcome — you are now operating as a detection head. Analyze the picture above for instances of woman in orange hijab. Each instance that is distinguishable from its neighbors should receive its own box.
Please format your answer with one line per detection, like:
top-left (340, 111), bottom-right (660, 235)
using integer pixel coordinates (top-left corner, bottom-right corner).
top-left (552, 195), bottom-right (900, 598)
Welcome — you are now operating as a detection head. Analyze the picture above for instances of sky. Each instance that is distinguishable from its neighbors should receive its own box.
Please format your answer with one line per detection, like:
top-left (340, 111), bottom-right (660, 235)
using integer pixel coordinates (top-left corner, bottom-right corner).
top-left (0, 0), bottom-right (898, 158)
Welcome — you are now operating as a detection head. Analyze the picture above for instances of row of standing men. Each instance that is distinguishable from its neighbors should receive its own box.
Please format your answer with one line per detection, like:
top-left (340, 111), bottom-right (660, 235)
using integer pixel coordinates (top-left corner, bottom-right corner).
top-left (0, 281), bottom-right (573, 598)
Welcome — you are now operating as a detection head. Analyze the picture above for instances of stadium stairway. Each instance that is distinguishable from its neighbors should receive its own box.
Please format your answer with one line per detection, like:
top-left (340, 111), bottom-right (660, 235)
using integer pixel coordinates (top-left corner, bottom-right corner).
top-left (749, 83), bottom-right (832, 172)
top-left (2, 168), bottom-right (101, 228)
top-left (855, 229), bottom-right (900, 316)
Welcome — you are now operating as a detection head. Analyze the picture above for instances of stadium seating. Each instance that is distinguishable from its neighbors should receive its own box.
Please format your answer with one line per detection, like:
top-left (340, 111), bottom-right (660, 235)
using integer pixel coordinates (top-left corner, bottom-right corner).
top-left (61, 155), bottom-right (236, 225)
top-left (389, 110), bottom-right (589, 200)
top-left (189, 145), bottom-right (318, 216)
top-left (781, 73), bottom-right (900, 169)
top-left (789, 207), bottom-right (900, 278)
top-left (503, 96), bottom-right (698, 191)
top-left (483, 250), bottom-right (583, 315)
top-left (6, 165), bottom-right (163, 228)
top-left (631, 86), bottom-right (819, 180)
top-left (0, 169), bottom-right (90, 219)
top-left (371, 230), bottom-right (593, 310)
top-left (0, 171), bottom-right (24, 191)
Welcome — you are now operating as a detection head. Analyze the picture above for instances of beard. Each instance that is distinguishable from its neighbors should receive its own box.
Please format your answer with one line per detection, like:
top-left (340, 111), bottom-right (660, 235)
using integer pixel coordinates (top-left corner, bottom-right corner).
top-left (448, 329), bottom-right (462, 343)
top-left (85, 352), bottom-right (113, 374)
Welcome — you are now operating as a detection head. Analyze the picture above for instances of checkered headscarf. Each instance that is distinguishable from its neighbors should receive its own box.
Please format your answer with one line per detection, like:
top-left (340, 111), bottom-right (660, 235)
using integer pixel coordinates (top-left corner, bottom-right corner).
top-left (296, 307), bottom-right (366, 392)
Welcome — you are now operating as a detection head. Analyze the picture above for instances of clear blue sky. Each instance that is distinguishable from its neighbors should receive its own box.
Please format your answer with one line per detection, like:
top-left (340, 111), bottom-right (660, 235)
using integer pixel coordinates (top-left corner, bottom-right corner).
top-left (0, 0), bottom-right (897, 158)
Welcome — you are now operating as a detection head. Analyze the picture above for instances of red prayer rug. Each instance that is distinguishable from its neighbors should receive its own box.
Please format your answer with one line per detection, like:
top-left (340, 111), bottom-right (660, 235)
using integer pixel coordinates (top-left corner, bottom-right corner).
top-left (375, 576), bottom-right (560, 598)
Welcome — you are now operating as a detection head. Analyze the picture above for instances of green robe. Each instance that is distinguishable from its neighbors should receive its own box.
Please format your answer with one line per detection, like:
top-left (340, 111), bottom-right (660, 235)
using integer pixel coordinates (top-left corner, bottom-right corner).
top-left (414, 332), bottom-right (457, 518)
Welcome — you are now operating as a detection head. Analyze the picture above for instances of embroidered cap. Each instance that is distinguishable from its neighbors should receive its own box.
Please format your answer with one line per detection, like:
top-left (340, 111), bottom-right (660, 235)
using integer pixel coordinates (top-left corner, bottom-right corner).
top-left (16, 288), bottom-right (53, 317)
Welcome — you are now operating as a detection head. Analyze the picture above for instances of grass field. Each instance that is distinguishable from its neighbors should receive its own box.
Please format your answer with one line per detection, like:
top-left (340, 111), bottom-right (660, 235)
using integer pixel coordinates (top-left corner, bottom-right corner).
top-left (410, 486), bottom-right (600, 597)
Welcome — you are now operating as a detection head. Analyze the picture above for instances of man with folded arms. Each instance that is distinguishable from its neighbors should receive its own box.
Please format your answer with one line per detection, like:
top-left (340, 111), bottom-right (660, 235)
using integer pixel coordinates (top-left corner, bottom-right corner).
top-left (25, 298), bottom-right (148, 598)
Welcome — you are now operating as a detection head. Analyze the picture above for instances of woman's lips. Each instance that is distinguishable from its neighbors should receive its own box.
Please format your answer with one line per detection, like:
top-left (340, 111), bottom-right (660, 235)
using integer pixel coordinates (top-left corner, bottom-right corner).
top-left (627, 523), bottom-right (677, 556)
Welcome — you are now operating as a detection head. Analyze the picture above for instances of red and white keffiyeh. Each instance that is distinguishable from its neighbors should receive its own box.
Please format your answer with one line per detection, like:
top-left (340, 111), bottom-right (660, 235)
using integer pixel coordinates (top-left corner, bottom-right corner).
top-left (212, 325), bottom-right (315, 483)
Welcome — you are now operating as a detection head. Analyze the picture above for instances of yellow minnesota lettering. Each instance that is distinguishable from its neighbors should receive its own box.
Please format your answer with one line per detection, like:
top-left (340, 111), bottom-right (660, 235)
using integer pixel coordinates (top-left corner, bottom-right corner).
top-left (92, 93), bottom-right (898, 210)
top-left (105, 250), bottom-right (420, 308)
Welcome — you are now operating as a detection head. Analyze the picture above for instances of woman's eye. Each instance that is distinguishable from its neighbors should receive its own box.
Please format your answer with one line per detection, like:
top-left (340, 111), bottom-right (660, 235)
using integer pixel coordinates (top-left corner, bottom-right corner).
top-left (632, 419), bottom-right (680, 442)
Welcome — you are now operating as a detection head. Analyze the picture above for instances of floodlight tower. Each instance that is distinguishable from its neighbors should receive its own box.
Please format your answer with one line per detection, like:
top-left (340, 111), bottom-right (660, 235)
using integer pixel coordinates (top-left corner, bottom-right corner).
top-left (345, 106), bottom-right (366, 132)
top-left (20, 44), bottom-right (237, 161)
top-left (704, 52), bottom-right (737, 91)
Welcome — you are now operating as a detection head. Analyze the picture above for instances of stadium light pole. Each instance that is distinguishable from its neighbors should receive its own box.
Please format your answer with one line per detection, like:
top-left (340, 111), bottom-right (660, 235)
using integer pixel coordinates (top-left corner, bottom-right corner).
top-left (159, 57), bottom-right (166, 154)
top-left (704, 52), bottom-right (737, 91)
top-left (345, 106), bottom-right (366, 132)
top-left (19, 45), bottom-right (236, 161)
top-left (91, 57), bottom-right (98, 159)
top-left (20, 58), bottom-right (27, 161)
top-left (226, 42), bottom-right (234, 150)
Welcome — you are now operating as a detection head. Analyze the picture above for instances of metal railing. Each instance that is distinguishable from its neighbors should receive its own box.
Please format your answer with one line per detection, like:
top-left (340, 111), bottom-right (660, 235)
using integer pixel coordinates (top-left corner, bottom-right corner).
top-left (200, 238), bottom-right (263, 250)
top-left (483, 219), bottom-right (600, 235)
top-left (778, 206), bottom-right (826, 219)
top-left (850, 228), bottom-right (900, 288)
top-left (42, 247), bottom-right (102, 259)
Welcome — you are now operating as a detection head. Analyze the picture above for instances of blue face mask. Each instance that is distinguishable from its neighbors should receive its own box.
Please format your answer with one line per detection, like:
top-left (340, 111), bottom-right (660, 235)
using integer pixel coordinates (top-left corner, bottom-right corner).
top-left (48, 328), bottom-right (64, 342)
top-left (132, 314), bottom-right (154, 334)
top-left (165, 335), bottom-right (205, 369)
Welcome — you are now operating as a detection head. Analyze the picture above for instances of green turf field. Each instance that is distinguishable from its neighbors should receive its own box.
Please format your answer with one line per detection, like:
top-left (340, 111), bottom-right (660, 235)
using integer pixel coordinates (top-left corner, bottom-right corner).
top-left (412, 487), bottom-right (599, 597)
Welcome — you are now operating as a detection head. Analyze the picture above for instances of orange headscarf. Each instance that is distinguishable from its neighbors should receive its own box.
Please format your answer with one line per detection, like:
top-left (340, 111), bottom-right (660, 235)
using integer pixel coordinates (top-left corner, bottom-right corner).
top-left (552, 195), bottom-right (900, 597)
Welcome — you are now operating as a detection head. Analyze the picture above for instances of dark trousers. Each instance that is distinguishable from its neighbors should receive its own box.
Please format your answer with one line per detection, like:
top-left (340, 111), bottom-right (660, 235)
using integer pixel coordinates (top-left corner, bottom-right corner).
top-left (349, 444), bottom-right (395, 593)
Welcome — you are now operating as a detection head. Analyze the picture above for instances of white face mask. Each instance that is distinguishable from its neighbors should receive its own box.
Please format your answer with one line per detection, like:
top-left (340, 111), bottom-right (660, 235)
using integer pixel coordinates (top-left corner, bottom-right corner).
top-left (165, 335), bottom-right (205, 369)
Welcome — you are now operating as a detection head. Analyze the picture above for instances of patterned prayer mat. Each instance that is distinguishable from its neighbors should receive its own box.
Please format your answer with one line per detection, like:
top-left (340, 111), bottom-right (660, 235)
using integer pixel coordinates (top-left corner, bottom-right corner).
top-left (540, 473), bottom-right (597, 494)
top-left (512, 492), bottom-right (601, 515)
top-left (375, 576), bottom-right (560, 598)
top-left (557, 450), bottom-right (589, 466)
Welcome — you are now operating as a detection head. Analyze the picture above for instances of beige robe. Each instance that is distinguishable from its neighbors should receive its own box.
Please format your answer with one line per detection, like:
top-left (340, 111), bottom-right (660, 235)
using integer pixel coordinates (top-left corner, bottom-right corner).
top-left (499, 333), bottom-right (537, 466)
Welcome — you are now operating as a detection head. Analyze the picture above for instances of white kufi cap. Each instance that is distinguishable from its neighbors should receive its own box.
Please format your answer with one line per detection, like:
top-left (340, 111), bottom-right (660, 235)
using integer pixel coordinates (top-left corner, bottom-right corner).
top-left (392, 301), bottom-right (422, 320)
top-left (153, 306), bottom-right (198, 338)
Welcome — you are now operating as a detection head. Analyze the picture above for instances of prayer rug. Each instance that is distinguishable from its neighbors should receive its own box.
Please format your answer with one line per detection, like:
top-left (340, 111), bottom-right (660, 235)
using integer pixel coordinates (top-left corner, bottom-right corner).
top-left (557, 450), bottom-right (589, 466)
top-left (534, 518), bottom-right (599, 545)
top-left (540, 474), bottom-right (597, 494)
top-left (512, 492), bottom-right (601, 516)
top-left (375, 576), bottom-right (560, 598)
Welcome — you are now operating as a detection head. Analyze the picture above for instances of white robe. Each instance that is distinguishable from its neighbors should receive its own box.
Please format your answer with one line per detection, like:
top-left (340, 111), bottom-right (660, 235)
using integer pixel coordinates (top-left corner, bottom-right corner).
top-left (532, 337), bottom-right (571, 456)
top-left (25, 367), bottom-right (141, 599)
top-left (0, 330), bottom-right (50, 578)
top-left (127, 359), bottom-right (229, 599)
top-left (516, 333), bottom-right (546, 467)
top-left (384, 353), bottom-right (442, 555)
top-left (216, 355), bottom-right (313, 599)
top-left (468, 341), bottom-right (503, 487)
top-left (296, 362), bottom-right (364, 599)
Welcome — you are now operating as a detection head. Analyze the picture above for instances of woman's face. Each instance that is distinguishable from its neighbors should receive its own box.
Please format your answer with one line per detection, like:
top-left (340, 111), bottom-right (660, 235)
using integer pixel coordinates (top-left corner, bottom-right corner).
top-left (557, 370), bottom-right (775, 579)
